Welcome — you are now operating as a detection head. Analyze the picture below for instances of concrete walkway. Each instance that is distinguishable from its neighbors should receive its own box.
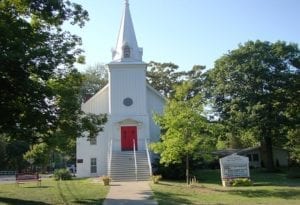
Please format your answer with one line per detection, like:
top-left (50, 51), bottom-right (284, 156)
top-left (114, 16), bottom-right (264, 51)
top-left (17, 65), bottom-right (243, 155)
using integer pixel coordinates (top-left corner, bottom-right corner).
top-left (103, 181), bottom-right (157, 205)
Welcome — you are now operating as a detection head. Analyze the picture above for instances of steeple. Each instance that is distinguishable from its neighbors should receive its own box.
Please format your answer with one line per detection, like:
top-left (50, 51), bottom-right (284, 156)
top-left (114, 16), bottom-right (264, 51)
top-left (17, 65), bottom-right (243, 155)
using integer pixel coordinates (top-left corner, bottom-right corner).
top-left (111, 0), bottom-right (143, 62)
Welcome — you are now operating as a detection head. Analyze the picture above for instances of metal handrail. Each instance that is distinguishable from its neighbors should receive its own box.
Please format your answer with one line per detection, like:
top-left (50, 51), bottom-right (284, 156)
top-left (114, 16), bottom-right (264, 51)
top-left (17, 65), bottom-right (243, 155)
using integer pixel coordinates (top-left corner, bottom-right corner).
top-left (133, 139), bottom-right (137, 181)
top-left (145, 138), bottom-right (153, 176)
top-left (108, 139), bottom-right (112, 177)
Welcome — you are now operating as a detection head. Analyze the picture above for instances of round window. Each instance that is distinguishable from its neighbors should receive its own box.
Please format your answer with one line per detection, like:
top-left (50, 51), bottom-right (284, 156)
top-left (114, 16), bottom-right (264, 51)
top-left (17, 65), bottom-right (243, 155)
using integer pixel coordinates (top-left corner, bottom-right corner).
top-left (123, 97), bottom-right (133, 106)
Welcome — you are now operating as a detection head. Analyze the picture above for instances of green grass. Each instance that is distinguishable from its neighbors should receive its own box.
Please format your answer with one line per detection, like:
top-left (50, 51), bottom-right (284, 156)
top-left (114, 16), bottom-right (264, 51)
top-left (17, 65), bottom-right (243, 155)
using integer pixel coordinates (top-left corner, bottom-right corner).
top-left (0, 178), bottom-right (109, 205)
top-left (151, 169), bottom-right (300, 205)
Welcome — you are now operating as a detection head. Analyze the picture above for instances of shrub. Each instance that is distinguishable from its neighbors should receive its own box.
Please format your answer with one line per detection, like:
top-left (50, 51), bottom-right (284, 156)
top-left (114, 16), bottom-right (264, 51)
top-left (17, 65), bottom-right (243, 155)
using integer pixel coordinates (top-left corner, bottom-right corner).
top-left (231, 178), bottom-right (252, 186)
top-left (54, 168), bottom-right (72, 180)
top-left (287, 167), bottom-right (300, 178)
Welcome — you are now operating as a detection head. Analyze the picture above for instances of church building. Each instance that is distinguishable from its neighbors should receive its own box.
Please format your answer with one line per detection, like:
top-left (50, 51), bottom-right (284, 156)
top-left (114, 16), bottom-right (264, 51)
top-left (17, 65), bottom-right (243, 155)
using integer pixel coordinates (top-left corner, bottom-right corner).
top-left (76, 0), bottom-right (165, 181)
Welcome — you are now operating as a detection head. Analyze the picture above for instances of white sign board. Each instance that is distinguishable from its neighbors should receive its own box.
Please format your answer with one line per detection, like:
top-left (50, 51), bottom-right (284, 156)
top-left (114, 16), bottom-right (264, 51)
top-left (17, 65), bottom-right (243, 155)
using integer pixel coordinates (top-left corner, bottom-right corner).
top-left (219, 154), bottom-right (250, 179)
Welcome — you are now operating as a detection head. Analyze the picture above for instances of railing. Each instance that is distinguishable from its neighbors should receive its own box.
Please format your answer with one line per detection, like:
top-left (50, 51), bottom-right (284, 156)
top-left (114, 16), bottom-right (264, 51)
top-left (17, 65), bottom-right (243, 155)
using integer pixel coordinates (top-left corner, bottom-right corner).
top-left (145, 138), bottom-right (153, 176)
top-left (107, 139), bottom-right (112, 177)
top-left (133, 139), bottom-right (137, 181)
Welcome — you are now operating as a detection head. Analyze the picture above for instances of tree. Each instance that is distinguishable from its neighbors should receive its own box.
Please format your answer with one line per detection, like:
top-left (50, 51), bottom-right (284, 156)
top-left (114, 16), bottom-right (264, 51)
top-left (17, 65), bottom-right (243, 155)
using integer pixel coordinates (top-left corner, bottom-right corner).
top-left (286, 128), bottom-right (300, 164)
top-left (0, 136), bottom-right (7, 170)
top-left (206, 40), bottom-right (300, 171)
top-left (81, 63), bottom-right (108, 102)
top-left (147, 61), bottom-right (185, 98)
top-left (23, 143), bottom-right (50, 171)
top-left (0, 0), bottom-right (89, 142)
top-left (5, 139), bottom-right (30, 171)
top-left (185, 65), bottom-right (207, 95)
top-left (150, 82), bottom-right (215, 185)
top-left (48, 69), bottom-right (107, 156)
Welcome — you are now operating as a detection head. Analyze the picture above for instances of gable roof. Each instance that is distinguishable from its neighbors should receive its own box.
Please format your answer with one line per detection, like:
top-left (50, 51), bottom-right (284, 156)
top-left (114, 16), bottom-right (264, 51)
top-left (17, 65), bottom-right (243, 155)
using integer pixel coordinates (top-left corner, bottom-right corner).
top-left (146, 83), bottom-right (167, 102)
top-left (82, 84), bottom-right (109, 105)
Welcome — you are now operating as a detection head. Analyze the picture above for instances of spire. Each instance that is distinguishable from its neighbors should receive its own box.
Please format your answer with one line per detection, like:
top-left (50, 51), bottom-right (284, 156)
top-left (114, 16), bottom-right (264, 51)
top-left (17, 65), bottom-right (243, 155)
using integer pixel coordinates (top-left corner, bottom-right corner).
top-left (111, 0), bottom-right (143, 62)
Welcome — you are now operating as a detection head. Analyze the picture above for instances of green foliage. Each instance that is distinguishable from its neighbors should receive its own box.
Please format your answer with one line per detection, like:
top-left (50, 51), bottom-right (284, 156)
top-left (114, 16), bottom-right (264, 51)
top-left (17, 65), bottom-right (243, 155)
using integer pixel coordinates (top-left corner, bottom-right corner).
top-left (151, 82), bottom-right (216, 184)
top-left (287, 167), bottom-right (300, 178)
top-left (0, 136), bottom-right (7, 170)
top-left (206, 40), bottom-right (300, 170)
top-left (5, 139), bottom-right (29, 171)
top-left (152, 159), bottom-right (185, 180)
top-left (80, 63), bottom-right (108, 101)
top-left (151, 82), bottom-right (215, 164)
top-left (286, 128), bottom-right (300, 164)
top-left (0, 0), bottom-right (89, 143)
top-left (230, 178), bottom-right (253, 186)
top-left (147, 61), bottom-right (185, 98)
top-left (53, 168), bottom-right (72, 180)
top-left (48, 69), bottom-right (107, 155)
top-left (23, 143), bottom-right (50, 169)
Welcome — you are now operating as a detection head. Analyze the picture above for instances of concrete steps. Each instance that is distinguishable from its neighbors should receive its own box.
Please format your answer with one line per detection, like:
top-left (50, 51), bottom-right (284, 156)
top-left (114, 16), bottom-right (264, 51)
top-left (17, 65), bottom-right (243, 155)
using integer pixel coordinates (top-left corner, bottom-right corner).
top-left (110, 151), bottom-right (151, 181)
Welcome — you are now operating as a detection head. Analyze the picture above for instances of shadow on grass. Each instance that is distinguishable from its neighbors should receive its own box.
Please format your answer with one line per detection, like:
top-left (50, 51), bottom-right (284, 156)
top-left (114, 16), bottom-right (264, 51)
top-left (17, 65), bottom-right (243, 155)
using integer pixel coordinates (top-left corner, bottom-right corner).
top-left (0, 197), bottom-right (50, 205)
top-left (24, 186), bottom-right (51, 189)
top-left (252, 182), bottom-right (274, 186)
top-left (228, 189), bottom-right (300, 199)
top-left (153, 191), bottom-right (194, 205)
top-left (73, 199), bottom-right (103, 205)
top-left (56, 181), bottom-right (68, 204)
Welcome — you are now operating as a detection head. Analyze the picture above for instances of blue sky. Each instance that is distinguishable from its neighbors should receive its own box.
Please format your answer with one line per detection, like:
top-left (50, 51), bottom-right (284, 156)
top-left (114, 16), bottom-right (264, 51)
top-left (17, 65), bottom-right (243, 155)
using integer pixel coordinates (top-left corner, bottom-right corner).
top-left (67, 0), bottom-right (300, 71)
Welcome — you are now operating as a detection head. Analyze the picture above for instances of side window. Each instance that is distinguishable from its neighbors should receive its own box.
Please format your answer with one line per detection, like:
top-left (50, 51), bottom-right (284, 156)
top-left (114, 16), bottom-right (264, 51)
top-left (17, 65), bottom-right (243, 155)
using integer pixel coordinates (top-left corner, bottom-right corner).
top-left (90, 137), bottom-right (97, 145)
top-left (90, 158), bottom-right (97, 173)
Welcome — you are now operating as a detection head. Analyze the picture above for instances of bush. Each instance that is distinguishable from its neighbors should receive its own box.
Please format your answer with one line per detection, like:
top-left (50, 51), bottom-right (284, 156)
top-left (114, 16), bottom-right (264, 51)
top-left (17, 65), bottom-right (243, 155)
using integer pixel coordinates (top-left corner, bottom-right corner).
top-left (231, 178), bottom-right (252, 186)
top-left (287, 167), bottom-right (300, 178)
top-left (54, 168), bottom-right (72, 180)
top-left (152, 159), bottom-right (185, 180)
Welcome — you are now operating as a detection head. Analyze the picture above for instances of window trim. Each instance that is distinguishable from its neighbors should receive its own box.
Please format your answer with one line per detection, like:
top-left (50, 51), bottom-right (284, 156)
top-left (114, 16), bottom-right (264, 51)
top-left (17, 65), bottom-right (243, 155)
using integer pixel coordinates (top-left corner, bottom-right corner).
top-left (90, 158), bottom-right (97, 173)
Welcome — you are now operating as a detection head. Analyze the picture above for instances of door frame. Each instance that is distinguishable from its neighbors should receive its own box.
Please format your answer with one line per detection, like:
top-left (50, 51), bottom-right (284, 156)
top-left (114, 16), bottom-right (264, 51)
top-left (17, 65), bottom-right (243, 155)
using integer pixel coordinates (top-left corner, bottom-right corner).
top-left (121, 126), bottom-right (138, 151)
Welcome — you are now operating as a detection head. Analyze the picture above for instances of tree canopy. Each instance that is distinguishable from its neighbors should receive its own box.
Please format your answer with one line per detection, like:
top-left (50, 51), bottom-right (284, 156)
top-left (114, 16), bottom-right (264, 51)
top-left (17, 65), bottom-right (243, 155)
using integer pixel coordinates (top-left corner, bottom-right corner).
top-left (151, 82), bottom-right (215, 184)
top-left (0, 0), bottom-right (89, 141)
top-left (0, 0), bottom-right (108, 170)
top-left (80, 63), bottom-right (108, 102)
top-left (206, 40), bottom-right (300, 170)
top-left (147, 61), bottom-right (185, 98)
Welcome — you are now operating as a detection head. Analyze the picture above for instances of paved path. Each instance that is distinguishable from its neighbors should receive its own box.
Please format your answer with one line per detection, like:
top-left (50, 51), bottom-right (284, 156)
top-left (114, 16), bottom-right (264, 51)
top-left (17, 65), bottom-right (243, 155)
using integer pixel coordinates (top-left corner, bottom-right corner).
top-left (103, 181), bottom-right (157, 205)
top-left (0, 175), bottom-right (15, 184)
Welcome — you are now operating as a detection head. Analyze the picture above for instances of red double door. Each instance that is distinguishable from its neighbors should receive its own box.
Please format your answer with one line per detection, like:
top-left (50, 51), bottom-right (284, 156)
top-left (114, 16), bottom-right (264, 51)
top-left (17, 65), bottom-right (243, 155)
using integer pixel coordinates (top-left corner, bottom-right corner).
top-left (121, 126), bottom-right (137, 151)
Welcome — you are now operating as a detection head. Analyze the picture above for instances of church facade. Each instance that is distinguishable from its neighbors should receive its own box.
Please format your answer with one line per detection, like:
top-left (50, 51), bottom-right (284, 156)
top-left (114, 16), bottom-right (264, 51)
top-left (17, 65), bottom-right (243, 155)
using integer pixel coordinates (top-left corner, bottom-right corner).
top-left (76, 1), bottom-right (165, 180)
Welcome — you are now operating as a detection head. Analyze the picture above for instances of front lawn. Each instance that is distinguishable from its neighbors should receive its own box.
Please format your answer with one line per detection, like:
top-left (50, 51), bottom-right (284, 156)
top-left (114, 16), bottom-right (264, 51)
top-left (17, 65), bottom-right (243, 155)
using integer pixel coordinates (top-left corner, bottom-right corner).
top-left (0, 178), bottom-right (109, 205)
top-left (151, 169), bottom-right (300, 205)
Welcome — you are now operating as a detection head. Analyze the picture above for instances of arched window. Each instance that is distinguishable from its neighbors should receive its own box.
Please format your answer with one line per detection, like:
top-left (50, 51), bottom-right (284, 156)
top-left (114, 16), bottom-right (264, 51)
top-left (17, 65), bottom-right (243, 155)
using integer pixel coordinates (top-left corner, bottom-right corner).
top-left (123, 45), bottom-right (130, 58)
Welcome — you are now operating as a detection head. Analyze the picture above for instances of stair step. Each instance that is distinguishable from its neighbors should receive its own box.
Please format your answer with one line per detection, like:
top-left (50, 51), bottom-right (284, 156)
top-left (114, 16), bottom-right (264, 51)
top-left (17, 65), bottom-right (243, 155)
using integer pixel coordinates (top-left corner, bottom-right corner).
top-left (109, 150), bottom-right (151, 181)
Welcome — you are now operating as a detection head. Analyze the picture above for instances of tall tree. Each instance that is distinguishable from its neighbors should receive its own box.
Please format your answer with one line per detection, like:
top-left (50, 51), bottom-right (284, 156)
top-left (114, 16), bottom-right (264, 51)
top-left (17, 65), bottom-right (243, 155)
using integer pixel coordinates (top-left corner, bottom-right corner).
top-left (23, 143), bottom-right (50, 171)
top-left (150, 82), bottom-right (215, 185)
top-left (0, 0), bottom-right (89, 142)
top-left (48, 69), bottom-right (107, 156)
top-left (206, 40), bottom-right (300, 171)
top-left (147, 61), bottom-right (185, 98)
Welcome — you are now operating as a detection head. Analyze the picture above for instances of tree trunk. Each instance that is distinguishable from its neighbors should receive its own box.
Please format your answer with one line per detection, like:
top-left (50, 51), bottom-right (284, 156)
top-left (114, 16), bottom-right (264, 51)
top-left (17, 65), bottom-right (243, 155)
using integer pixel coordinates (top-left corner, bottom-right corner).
top-left (262, 136), bottom-right (275, 171)
top-left (186, 154), bottom-right (189, 186)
